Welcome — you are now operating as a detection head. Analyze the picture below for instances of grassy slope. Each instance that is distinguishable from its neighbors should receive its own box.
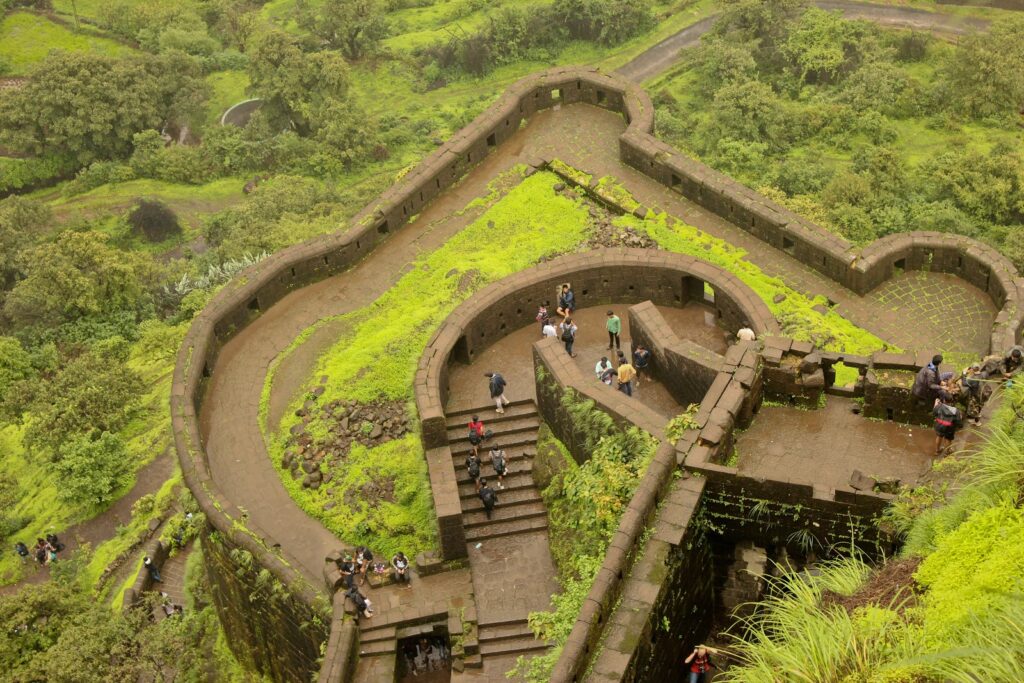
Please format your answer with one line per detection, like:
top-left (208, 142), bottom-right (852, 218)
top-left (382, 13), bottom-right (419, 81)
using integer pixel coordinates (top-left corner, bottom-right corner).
top-left (204, 70), bottom-right (251, 127)
top-left (262, 169), bottom-right (593, 557)
top-left (0, 12), bottom-right (134, 75)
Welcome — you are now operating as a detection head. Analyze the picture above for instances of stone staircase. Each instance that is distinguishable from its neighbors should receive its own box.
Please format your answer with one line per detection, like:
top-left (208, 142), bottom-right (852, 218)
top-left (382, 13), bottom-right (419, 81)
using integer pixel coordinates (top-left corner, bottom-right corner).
top-left (477, 616), bottom-right (549, 658)
top-left (445, 401), bottom-right (549, 544)
top-left (151, 542), bottom-right (192, 622)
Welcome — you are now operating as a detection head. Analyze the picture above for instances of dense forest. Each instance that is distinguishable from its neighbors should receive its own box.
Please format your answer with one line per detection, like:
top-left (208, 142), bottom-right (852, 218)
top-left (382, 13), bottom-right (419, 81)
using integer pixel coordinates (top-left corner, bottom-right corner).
top-left (1, 0), bottom-right (1023, 680)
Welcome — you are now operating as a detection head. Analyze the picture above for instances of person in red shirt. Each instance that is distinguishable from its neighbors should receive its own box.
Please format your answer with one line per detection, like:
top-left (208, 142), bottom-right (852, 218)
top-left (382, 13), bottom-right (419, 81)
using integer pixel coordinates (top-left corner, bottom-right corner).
top-left (467, 415), bottom-right (485, 457)
top-left (684, 645), bottom-right (714, 683)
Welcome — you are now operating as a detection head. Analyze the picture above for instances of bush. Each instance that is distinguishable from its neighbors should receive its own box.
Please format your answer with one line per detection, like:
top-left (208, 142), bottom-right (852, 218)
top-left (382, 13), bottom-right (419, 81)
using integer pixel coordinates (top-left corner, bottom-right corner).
top-left (128, 200), bottom-right (182, 243)
top-left (62, 162), bottom-right (137, 197)
top-left (53, 431), bottom-right (131, 505)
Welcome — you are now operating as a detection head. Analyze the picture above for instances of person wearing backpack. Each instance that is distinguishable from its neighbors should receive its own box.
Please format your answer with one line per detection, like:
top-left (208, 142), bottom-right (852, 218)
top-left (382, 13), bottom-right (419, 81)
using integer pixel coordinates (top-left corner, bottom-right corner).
top-left (485, 372), bottom-right (510, 414)
top-left (932, 395), bottom-right (963, 457)
top-left (468, 414), bottom-right (487, 456)
top-left (479, 479), bottom-right (498, 519)
top-left (489, 448), bottom-right (508, 489)
top-left (466, 452), bottom-right (482, 492)
top-left (559, 317), bottom-right (578, 358)
top-left (535, 302), bottom-right (550, 335)
top-left (14, 541), bottom-right (29, 563)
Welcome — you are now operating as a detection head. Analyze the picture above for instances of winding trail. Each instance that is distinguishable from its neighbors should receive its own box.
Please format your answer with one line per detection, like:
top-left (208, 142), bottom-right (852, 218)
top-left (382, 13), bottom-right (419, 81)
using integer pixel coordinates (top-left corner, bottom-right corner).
top-left (617, 0), bottom-right (989, 83)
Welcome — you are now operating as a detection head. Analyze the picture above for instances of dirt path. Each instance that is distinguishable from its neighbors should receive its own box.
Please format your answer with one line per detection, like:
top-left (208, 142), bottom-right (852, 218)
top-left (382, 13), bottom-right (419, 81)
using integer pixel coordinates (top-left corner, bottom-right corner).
top-left (616, 0), bottom-right (990, 83)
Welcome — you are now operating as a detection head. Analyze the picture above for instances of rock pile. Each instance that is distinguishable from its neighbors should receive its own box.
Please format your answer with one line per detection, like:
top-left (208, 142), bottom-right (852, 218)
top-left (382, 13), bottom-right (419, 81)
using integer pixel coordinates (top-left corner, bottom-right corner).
top-left (281, 392), bottom-right (410, 490)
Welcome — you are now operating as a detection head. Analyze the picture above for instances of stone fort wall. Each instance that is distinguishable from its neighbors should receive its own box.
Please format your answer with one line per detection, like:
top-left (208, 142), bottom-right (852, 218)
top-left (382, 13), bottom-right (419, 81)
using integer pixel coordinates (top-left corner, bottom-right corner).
top-left (172, 65), bottom-right (1022, 681)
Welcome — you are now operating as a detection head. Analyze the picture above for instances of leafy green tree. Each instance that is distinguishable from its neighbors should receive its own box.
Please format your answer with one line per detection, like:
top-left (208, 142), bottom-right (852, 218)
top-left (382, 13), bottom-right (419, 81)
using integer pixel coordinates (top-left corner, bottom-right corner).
top-left (0, 196), bottom-right (51, 288)
top-left (294, 0), bottom-right (389, 60)
top-left (53, 431), bottom-right (131, 505)
top-left (3, 231), bottom-right (153, 329)
top-left (0, 52), bottom-right (208, 164)
top-left (702, 79), bottom-right (791, 151)
top-left (24, 337), bottom-right (144, 456)
top-left (942, 17), bottom-right (1024, 119)
top-left (919, 146), bottom-right (1024, 225)
top-left (781, 9), bottom-right (872, 84)
top-left (247, 30), bottom-right (352, 134)
top-left (0, 336), bottom-right (33, 411)
top-left (839, 60), bottom-right (921, 117)
top-left (712, 0), bottom-right (808, 73)
top-left (691, 36), bottom-right (758, 97)
top-left (550, 0), bottom-right (653, 45)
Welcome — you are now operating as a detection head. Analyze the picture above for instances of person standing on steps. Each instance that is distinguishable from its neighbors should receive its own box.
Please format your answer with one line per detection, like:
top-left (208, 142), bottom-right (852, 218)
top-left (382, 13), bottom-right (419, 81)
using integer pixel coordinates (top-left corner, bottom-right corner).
top-left (479, 479), bottom-right (498, 519)
top-left (595, 356), bottom-right (615, 385)
top-left (932, 395), bottom-right (963, 457)
top-left (617, 358), bottom-right (637, 397)
top-left (485, 372), bottom-right (511, 414)
top-left (336, 554), bottom-right (356, 589)
top-left (632, 344), bottom-right (651, 385)
top-left (468, 414), bottom-right (488, 457)
top-left (466, 451), bottom-right (482, 493)
top-left (556, 283), bottom-right (576, 320)
top-left (542, 317), bottom-right (558, 340)
top-left (606, 311), bottom-right (621, 351)
top-left (560, 317), bottom-right (578, 358)
top-left (144, 556), bottom-right (162, 583)
top-left (489, 447), bottom-right (507, 489)
top-left (684, 646), bottom-right (714, 683)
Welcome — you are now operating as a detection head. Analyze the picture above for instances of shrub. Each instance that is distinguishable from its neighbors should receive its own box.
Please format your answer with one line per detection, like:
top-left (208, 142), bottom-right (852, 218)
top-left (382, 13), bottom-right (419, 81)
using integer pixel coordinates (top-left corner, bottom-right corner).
top-left (128, 200), bottom-right (182, 243)
top-left (53, 431), bottom-right (131, 505)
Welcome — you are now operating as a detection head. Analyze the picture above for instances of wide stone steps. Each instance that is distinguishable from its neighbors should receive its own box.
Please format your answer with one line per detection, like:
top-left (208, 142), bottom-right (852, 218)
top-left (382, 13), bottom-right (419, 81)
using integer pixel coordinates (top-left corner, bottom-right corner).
top-left (464, 514), bottom-right (549, 543)
top-left (450, 435), bottom-right (537, 459)
top-left (477, 619), bottom-right (550, 657)
top-left (463, 500), bottom-right (547, 529)
top-left (461, 487), bottom-right (543, 513)
top-left (453, 446), bottom-right (534, 475)
top-left (360, 625), bottom-right (397, 645)
top-left (358, 638), bottom-right (396, 657)
top-left (446, 416), bottom-right (541, 444)
top-left (445, 399), bottom-right (535, 423)
top-left (458, 468), bottom-right (536, 498)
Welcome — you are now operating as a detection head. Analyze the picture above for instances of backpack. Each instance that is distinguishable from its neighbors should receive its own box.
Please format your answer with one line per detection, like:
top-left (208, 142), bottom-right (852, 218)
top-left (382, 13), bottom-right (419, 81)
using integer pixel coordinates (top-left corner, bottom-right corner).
top-left (480, 488), bottom-right (496, 506)
top-left (467, 458), bottom-right (480, 478)
top-left (561, 326), bottom-right (574, 342)
top-left (492, 451), bottom-right (506, 472)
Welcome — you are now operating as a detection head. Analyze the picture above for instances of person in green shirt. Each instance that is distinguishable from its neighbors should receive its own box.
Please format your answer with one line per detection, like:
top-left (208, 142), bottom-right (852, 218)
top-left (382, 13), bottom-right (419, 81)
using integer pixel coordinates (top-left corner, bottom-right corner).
top-left (606, 310), bottom-right (621, 351)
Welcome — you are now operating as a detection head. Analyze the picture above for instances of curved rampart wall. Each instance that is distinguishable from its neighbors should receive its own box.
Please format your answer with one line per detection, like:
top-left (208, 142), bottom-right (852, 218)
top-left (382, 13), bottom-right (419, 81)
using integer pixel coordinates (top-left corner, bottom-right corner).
top-left (173, 64), bottom-right (1021, 681)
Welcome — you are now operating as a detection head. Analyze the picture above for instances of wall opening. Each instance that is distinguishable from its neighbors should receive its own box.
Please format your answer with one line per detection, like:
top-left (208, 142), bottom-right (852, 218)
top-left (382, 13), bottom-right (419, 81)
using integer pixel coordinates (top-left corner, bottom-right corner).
top-left (290, 267), bottom-right (296, 278)
top-left (247, 297), bottom-right (259, 312)
top-left (377, 220), bottom-right (389, 234)
top-left (782, 236), bottom-right (795, 254)
top-left (894, 258), bottom-right (906, 271)
top-left (397, 632), bottom-right (452, 682)
top-left (596, 90), bottom-right (606, 104)
top-left (704, 282), bottom-right (716, 305)
top-left (322, 255), bottom-right (329, 265)
top-left (452, 335), bottom-right (470, 365)
top-left (551, 88), bottom-right (562, 101)
top-left (671, 174), bottom-right (682, 192)
top-left (486, 133), bottom-right (496, 147)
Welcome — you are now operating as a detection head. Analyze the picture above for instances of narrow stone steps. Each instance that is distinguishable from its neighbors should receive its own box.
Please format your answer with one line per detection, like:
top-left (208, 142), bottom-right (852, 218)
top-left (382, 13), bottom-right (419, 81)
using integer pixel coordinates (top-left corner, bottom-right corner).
top-left (453, 448), bottom-right (533, 474)
top-left (447, 419), bottom-right (540, 446)
top-left (463, 502), bottom-right (547, 530)
top-left (450, 435), bottom-right (536, 459)
top-left (445, 399), bottom-right (534, 422)
top-left (478, 620), bottom-right (536, 644)
top-left (458, 468), bottom-right (535, 498)
top-left (478, 635), bottom-right (550, 658)
top-left (461, 487), bottom-right (542, 513)
top-left (445, 411), bottom-right (539, 434)
top-left (360, 625), bottom-right (397, 644)
top-left (464, 514), bottom-right (549, 543)
top-left (358, 638), bottom-right (396, 657)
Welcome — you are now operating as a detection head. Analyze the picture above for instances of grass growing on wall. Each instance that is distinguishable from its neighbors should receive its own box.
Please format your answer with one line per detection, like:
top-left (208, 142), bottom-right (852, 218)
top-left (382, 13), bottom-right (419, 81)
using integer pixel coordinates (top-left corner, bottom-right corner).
top-left (265, 169), bottom-right (594, 556)
top-left (0, 12), bottom-right (134, 75)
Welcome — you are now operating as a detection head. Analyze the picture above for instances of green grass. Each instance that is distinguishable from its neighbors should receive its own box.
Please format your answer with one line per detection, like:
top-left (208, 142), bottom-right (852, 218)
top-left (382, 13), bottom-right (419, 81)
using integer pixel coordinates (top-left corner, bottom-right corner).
top-left (205, 70), bottom-right (251, 127)
top-left (0, 12), bottom-right (134, 76)
top-left (264, 168), bottom-right (594, 556)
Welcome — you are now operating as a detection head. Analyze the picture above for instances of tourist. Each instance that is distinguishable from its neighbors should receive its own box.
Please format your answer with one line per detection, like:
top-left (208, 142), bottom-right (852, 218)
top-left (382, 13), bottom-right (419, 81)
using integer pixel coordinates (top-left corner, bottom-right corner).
top-left (737, 326), bottom-right (756, 342)
top-left (542, 317), bottom-right (558, 340)
top-left (560, 317), bottom-right (578, 358)
top-left (485, 372), bottom-right (511, 414)
top-left (556, 283), bottom-right (576, 319)
top-left (912, 355), bottom-right (946, 404)
top-left (46, 533), bottom-right (64, 553)
top-left (479, 479), bottom-right (498, 519)
top-left (336, 554), bottom-right (356, 589)
top-left (468, 414), bottom-right (486, 457)
top-left (632, 344), bottom-right (651, 384)
top-left (606, 310), bottom-right (621, 350)
top-left (33, 539), bottom-right (47, 566)
top-left (489, 447), bottom-right (508, 489)
top-left (932, 395), bottom-right (964, 457)
top-left (391, 551), bottom-right (411, 587)
top-left (355, 546), bottom-right (374, 586)
top-left (535, 301), bottom-right (550, 335)
top-left (14, 541), bottom-right (29, 563)
top-left (617, 358), bottom-right (637, 397)
top-left (466, 452), bottom-right (482, 493)
top-left (595, 356), bottom-right (615, 385)
top-left (345, 586), bottom-right (373, 619)
top-left (1002, 346), bottom-right (1023, 378)
top-left (684, 645), bottom-right (714, 683)
top-left (144, 556), bottom-right (162, 583)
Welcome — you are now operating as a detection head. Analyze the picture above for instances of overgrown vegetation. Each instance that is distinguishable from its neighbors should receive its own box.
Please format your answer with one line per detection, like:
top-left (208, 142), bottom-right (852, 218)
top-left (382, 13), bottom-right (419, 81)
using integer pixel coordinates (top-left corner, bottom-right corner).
top-left (720, 382), bottom-right (1024, 681)
top-left (513, 387), bottom-right (657, 682)
top-left (651, 0), bottom-right (1024, 268)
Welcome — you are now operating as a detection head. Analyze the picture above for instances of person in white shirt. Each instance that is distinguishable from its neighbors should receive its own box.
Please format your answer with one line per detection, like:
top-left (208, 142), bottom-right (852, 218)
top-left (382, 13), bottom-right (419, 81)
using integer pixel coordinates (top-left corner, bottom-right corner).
top-left (542, 317), bottom-right (558, 339)
top-left (595, 357), bottom-right (614, 385)
top-left (737, 327), bottom-right (756, 342)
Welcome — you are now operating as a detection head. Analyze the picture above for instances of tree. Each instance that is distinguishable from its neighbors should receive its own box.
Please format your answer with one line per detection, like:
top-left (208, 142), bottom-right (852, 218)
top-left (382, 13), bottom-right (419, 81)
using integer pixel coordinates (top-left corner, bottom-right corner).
top-left (0, 197), bottom-right (51, 290)
top-left (702, 79), bottom-right (791, 151)
top-left (781, 9), bottom-right (872, 84)
top-left (550, 0), bottom-right (654, 45)
top-left (3, 231), bottom-right (153, 329)
top-left (942, 17), bottom-right (1024, 119)
top-left (24, 337), bottom-right (144, 456)
top-left (919, 146), bottom-right (1024, 225)
top-left (0, 52), bottom-right (208, 164)
top-left (128, 199), bottom-right (182, 243)
top-left (294, 0), bottom-right (389, 60)
top-left (247, 30), bottom-right (352, 134)
top-left (53, 431), bottom-right (131, 505)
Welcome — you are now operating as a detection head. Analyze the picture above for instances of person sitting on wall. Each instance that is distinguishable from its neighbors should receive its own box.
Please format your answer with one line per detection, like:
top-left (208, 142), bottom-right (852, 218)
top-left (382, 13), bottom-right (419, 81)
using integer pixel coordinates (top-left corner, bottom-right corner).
top-left (556, 283), bottom-right (575, 319)
top-left (912, 355), bottom-right (947, 404)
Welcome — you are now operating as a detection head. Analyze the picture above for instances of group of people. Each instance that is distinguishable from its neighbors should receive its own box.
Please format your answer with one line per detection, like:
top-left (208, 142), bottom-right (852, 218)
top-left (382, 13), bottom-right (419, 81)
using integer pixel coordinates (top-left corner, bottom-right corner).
top-left (401, 636), bottom-right (451, 675)
top-left (537, 283), bottom-right (582, 357)
top-left (913, 346), bottom-right (1023, 456)
top-left (466, 410), bottom-right (506, 520)
top-left (595, 342), bottom-right (650, 398)
top-left (334, 547), bottom-right (415, 619)
top-left (13, 534), bottom-right (63, 566)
